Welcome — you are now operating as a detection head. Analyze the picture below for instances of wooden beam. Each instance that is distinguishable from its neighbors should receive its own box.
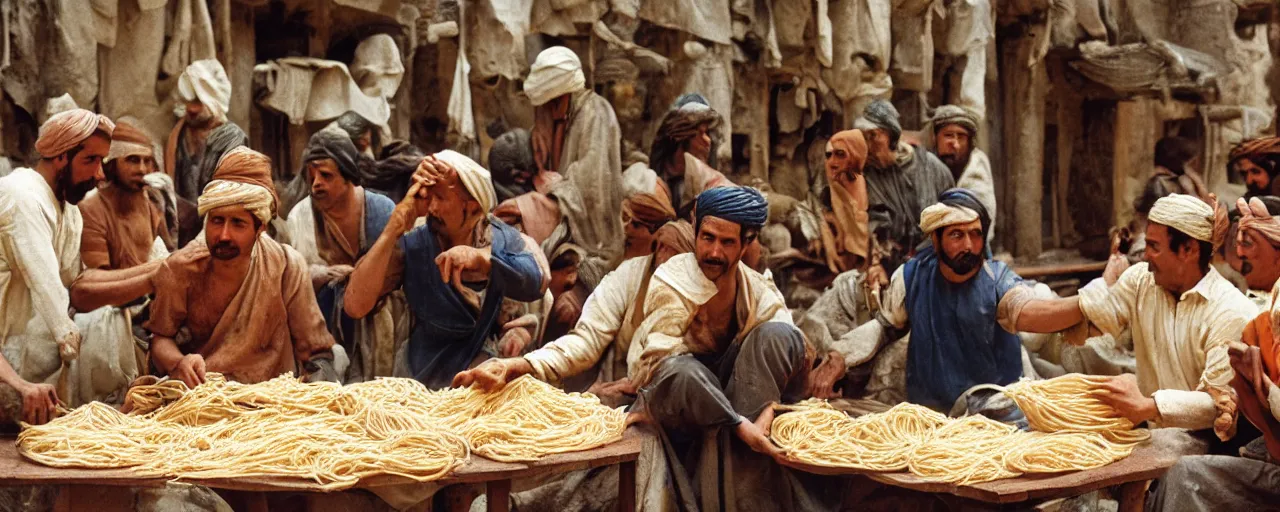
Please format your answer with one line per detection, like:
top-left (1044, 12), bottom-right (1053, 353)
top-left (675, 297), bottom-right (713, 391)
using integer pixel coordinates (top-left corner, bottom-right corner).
top-left (1003, 28), bottom-right (1048, 258)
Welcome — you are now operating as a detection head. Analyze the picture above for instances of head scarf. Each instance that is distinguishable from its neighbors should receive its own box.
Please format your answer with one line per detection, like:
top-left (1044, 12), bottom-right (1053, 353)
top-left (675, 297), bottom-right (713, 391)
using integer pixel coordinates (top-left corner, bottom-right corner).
top-left (36, 109), bottom-right (116, 158)
top-left (623, 192), bottom-right (677, 229)
top-left (1230, 137), bottom-right (1280, 166)
top-left (176, 59), bottom-right (232, 121)
top-left (193, 123), bottom-right (250, 197)
top-left (921, 188), bottom-right (992, 257)
top-left (303, 128), bottom-right (361, 185)
top-left (930, 105), bottom-right (980, 136)
top-left (1237, 196), bottom-right (1280, 247)
top-left (853, 100), bottom-right (902, 147)
top-left (335, 111), bottom-right (376, 146)
top-left (434, 150), bottom-right (497, 213)
top-left (653, 220), bottom-right (696, 255)
top-left (198, 147), bottom-right (277, 224)
top-left (694, 186), bottom-right (769, 231)
top-left (1149, 193), bottom-right (1230, 250)
top-left (650, 95), bottom-right (723, 172)
top-left (827, 130), bottom-right (868, 174)
top-left (825, 129), bottom-right (870, 265)
top-left (105, 121), bottom-right (153, 163)
top-left (524, 47), bottom-right (586, 107)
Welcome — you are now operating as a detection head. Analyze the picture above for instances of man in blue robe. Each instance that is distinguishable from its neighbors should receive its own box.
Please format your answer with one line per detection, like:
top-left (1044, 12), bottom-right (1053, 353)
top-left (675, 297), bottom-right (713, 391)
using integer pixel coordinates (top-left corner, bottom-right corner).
top-left (837, 189), bottom-right (1042, 410)
top-left (343, 150), bottom-right (549, 389)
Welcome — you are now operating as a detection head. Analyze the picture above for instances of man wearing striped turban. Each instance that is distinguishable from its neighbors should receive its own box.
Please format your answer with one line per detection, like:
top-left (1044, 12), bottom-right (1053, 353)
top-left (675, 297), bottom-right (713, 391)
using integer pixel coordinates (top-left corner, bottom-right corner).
top-left (1231, 137), bottom-right (1280, 199)
top-left (146, 147), bottom-right (339, 388)
top-left (0, 109), bottom-right (113, 426)
top-left (650, 94), bottom-right (726, 216)
top-left (927, 105), bottom-right (996, 242)
top-left (523, 46), bottom-right (625, 285)
top-left (1008, 194), bottom-right (1257, 448)
top-left (345, 151), bottom-right (549, 389)
top-left (79, 122), bottom-right (174, 272)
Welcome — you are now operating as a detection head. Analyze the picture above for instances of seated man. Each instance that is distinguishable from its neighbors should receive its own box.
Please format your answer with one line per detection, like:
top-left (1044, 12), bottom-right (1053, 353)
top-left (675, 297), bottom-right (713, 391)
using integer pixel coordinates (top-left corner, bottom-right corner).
top-left (146, 147), bottom-right (339, 387)
top-left (285, 128), bottom-right (402, 382)
top-left (832, 189), bottom-right (1051, 410)
top-left (344, 151), bottom-right (548, 389)
top-left (79, 121), bottom-right (174, 271)
top-left (454, 220), bottom-right (697, 406)
top-left (0, 109), bottom-right (113, 425)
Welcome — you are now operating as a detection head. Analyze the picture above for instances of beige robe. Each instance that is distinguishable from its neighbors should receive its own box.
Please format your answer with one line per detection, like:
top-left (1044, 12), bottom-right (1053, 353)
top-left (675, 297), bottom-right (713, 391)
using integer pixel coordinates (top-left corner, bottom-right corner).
top-left (147, 234), bottom-right (335, 384)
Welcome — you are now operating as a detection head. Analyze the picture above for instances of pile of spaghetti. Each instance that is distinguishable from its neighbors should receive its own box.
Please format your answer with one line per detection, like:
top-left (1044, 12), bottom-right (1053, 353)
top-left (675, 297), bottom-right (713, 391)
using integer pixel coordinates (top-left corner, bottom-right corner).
top-left (771, 374), bottom-right (1150, 486)
top-left (18, 373), bottom-right (625, 489)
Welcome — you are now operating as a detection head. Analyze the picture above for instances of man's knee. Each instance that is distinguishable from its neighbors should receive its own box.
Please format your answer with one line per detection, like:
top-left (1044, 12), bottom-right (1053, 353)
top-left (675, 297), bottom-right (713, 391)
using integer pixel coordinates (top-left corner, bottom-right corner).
top-left (650, 355), bottom-right (716, 390)
top-left (743, 322), bottom-right (805, 363)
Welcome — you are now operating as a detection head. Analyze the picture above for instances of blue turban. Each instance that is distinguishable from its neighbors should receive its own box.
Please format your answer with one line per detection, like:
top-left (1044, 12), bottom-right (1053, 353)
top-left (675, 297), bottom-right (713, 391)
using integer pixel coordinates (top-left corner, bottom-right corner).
top-left (694, 187), bottom-right (769, 231)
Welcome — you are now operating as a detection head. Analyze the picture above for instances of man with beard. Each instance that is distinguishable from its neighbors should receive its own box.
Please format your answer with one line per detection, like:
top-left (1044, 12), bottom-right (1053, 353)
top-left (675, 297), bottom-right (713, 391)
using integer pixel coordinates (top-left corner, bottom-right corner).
top-left (164, 59), bottom-right (241, 204)
top-left (650, 94), bottom-right (724, 215)
top-left (285, 129), bottom-right (401, 382)
top-left (927, 105), bottom-right (996, 242)
top-left (523, 46), bottom-right (624, 284)
top-left (0, 109), bottom-right (113, 426)
top-left (1146, 198), bottom-right (1280, 511)
top-left (856, 100), bottom-right (954, 269)
top-left (344, 151), bottom-right (549, 389)
top-left (146, 147), bottom-right (339, 387)
top-left (1232, 137), bottom-right (1280, 199)
top-left (79, 122), bottom-right (174, 271)
top-left (834, 189), bottom-right (1043, 409)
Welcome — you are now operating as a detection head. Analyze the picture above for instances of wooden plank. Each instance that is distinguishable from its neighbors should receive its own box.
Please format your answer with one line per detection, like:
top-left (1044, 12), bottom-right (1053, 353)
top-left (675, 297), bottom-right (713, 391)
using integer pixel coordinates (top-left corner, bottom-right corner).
top-left (0, 430), bottom-right (644, 493)
top-left (777, 441), bottom-right (1179, 504)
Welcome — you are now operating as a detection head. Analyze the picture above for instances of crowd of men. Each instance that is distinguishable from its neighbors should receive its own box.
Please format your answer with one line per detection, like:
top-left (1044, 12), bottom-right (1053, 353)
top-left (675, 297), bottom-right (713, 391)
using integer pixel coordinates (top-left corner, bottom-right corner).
top-left (0, 45), bottom-right (1277, 511)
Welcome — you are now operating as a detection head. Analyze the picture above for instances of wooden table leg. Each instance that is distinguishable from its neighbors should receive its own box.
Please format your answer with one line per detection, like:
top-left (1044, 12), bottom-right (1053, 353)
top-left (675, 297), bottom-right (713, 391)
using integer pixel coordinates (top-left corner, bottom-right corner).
top-left (617, 460), bottom-right (636, 512)
top-left (1117, 479), bottom-right (1150, 512)
top-left (487, 479), bottom-right (512, 512)
top-left (53, 484), bottom-right (134, 512)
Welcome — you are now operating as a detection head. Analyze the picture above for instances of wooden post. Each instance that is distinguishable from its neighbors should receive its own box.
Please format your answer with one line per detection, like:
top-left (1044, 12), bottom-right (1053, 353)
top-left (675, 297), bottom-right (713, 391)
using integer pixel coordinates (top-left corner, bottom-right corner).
top-left (1002, 28), bottom-right (1048, 259)
top-left (617, 460), bottom-right (637, 512)
top-left (486, 479), bottom-right (512, 512)
top-left (1112, 99), bottom-right (1157, 230)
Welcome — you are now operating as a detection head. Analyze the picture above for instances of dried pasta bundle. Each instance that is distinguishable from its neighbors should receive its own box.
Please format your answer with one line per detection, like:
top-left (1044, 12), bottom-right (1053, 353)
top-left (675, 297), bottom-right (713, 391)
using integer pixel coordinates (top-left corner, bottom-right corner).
top-left (1002, 374), bottom-right (1151, 443)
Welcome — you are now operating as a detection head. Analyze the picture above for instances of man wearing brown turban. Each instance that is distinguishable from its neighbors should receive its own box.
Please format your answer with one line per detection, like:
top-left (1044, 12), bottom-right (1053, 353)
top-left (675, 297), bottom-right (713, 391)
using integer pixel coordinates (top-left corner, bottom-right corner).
top-left (79, 122), bottom-right (174, 271)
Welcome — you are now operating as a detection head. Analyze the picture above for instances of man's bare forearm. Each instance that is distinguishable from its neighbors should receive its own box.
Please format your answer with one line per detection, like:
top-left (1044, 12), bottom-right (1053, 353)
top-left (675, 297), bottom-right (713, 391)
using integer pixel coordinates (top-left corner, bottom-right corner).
top-left (344, 224), bottom-right (403, 318)
top-left (150, 336), bottom-right (183, 376)
top-left (69, 260), bottom-right (164, 311)
top-left (1015, 296), bottom-right (1085, 334)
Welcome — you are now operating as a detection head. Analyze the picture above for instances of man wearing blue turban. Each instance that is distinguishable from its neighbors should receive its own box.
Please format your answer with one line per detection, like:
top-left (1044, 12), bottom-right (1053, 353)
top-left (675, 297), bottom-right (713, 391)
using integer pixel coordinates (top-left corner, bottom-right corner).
top-left (627, 186), bottom-right (831, 509)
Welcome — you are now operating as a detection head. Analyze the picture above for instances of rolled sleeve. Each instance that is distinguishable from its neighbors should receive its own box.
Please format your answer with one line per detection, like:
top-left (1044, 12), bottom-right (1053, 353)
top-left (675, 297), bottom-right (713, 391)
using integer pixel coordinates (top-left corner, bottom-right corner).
top-left (525, 259), bottom-right (641, 382)
top-left (1077, 264), bottom-right (1143, 338)
top-left (1153, 389), bottom-right (1217, 431)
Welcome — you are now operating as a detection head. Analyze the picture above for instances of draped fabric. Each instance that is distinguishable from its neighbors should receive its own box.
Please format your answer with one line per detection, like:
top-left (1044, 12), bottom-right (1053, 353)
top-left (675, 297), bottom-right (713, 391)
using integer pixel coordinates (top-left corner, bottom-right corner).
top-left (902, 247), bottom-right (1025, 409)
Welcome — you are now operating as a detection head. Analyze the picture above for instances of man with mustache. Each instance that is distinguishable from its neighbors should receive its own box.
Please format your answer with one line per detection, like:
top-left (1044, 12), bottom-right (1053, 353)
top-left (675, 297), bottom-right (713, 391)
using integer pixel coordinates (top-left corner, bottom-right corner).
top-left (344, 151), bottom-right (549, 389)
top-left (78, 122), bottom-right (174, 271)
top-left (834, 189), bottom-right (1040, 409)
top-left (1146, 197), bottom-right (1280, 510)
top-left (927, 105), bottom-right (996, 242)
top-left (285, 128), bottom-right (402, 382)
top-left (857, 100), bottom-right (954, 270)
top-left (164, 59), bottom-right (241, 205)
top-left (1231, 136), bottom-right (1280, 199)
top-left (0, 109), bottom-right (113, 426)
top-left (146, 147), bottom-right (339, 388)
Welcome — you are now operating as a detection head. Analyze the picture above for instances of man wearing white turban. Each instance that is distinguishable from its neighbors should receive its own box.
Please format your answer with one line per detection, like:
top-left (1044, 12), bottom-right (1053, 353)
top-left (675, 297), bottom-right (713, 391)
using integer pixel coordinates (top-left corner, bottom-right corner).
top-left (165, 59), bottom-right (244, 204)
top-left (519, 46), bottom-right (624, 290)
top-left (345, 151), bottom-right (550, 389)
top-left (0, 109), bottom-right (112, 426)
top-left (1004, 194), bottom-right (1258, 451)
top-left (146, 147), bottom-right (339, 388)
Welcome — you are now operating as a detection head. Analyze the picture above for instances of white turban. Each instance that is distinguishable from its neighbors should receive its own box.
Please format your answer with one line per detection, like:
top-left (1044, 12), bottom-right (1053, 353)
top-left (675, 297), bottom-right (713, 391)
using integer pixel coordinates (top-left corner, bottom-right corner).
top-left (919, 203), bottom-right (979, 235)
top-left (176, 59), bottom-right (232, 121)
top-left (1148, 194), bottom-right (1218, 245)
top-left (523, 47), bottom-right (586, 107)
top-left (434, 150), bottom-right (496, 214)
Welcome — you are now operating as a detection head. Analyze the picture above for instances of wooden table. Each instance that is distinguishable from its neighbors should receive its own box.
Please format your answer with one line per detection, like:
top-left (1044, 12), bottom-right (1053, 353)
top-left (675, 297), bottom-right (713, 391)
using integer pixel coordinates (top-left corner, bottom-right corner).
top-left (0, 430), bottom-right (644, 512)
top-left (779, 442), bottom-right (1180, 511)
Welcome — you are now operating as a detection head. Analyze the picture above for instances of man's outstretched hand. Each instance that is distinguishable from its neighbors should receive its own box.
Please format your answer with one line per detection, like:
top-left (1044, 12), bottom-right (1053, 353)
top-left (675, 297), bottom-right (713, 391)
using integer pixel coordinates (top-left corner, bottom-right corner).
top-left (452, 358), bottom-right (535, 392)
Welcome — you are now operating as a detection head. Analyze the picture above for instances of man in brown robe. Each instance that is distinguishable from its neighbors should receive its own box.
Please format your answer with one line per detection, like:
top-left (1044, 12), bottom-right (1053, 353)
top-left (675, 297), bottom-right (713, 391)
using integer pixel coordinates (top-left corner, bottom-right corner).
top-left (147, 147), bottom-right (338, 387)
top-left (79, 122), bottom-right (174, 271)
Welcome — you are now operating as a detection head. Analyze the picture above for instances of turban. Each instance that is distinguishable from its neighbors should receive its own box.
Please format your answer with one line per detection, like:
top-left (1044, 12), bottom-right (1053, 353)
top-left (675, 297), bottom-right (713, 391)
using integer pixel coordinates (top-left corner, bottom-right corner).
top-left (657, 101), bottom-right (722, 143)
top-left (303, 128), bottom-right (361, 185)
top-left (36, 109), bottom-right (116, 158)
top-left (623, 192), bottom-right (677, 228)
top-left (654, 220), bottom-right (696, 255)
top-left (1237, 196), bottom-right (1280, 247)
top-left (1230, 136), bottom-right (1280, 165)
top-left (930, 105), bottom-right (980, 135)
top-left (524, 47), bottom-right (586, 107)
top-left (198, 147), bottom-right (278, 225)
top-left (434, 150), bottom-right (497, 214)
top-left (694, 186), bottom-right (769, 231)
top-left (106, 121), bottom-right (154, 163)
top-left (1149, 193), bottom-right (1229, 250)
top-left (176, 59), bottom-right (232, 121)
top-left (853, 100), bottom-right (902, 147)
top-left (921, 188), bottom-right (993, 255)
